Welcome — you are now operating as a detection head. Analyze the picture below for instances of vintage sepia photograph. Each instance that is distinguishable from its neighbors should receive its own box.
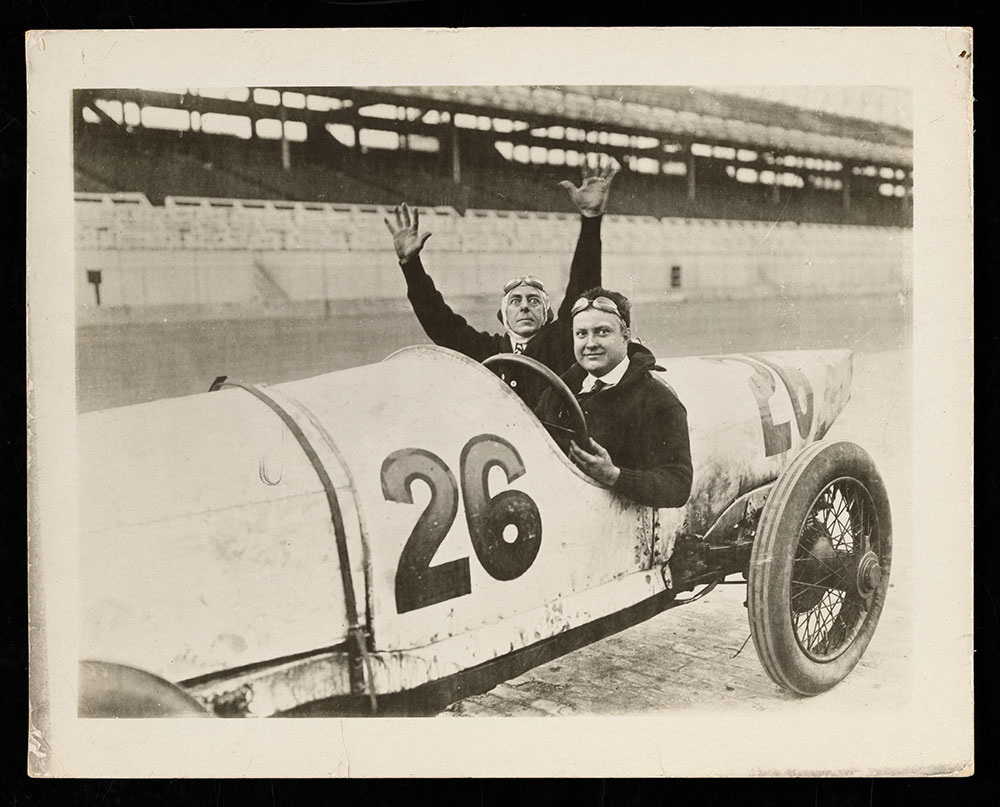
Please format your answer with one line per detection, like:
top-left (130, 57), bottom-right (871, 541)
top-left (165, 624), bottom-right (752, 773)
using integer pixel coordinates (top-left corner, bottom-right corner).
top-left (26, 28), bottom-right (973, 777)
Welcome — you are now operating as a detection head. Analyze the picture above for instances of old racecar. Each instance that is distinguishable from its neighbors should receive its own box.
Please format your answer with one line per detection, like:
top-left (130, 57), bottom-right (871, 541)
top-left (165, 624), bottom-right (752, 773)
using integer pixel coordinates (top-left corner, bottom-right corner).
top-left (78, 344), bottom-right (891, 717)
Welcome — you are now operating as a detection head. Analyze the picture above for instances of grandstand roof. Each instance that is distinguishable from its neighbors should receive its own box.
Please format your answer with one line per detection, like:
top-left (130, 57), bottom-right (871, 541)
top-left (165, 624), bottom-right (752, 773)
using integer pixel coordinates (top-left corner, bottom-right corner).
top-left (83, 86), bottom-right (913, 169)
top-left (579, 86), bottom-right (912, 144)
top-left (365, 85), bottom-right (912, 167)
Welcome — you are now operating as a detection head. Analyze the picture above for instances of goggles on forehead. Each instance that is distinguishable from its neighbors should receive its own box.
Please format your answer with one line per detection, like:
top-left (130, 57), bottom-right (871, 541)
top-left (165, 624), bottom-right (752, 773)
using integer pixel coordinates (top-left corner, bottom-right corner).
top-left (503, 275), bottom-right (547, 295)
top-left (571, 296), bottom-right (624, 319)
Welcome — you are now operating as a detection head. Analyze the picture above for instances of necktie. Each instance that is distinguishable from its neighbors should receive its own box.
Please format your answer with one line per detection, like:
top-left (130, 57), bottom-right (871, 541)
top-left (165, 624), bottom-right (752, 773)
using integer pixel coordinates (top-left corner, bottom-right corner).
top-left (513, 342), bottom-right (525, 354)
top-left (578, 379), bottom-right (606, 398)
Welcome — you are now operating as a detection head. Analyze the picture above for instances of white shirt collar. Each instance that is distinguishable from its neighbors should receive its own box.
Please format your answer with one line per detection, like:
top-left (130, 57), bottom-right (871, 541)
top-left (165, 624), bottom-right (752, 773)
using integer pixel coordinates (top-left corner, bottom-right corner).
top-left (507, 331), bottom-right (533, 352)
top-left (581, 356), bottom-right (629, 392)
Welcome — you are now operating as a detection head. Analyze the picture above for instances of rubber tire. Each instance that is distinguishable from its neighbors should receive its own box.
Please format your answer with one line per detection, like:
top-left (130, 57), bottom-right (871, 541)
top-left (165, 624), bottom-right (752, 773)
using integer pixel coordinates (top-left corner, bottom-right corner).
top-left (747, 440), bottom-right (892, 696)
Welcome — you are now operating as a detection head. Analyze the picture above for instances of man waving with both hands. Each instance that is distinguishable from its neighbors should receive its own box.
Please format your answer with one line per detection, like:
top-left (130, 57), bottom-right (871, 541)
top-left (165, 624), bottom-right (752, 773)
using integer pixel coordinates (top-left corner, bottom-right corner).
top-left (383, 160), bottom-right (619, 409)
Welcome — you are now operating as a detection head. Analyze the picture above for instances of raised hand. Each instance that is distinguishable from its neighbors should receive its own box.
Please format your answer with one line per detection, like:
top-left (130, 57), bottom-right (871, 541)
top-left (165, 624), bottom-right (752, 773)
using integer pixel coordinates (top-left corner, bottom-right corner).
top-left (384, 203), bottom-right (432, 263)
top-left (559, 157), bottom-right (620, 217)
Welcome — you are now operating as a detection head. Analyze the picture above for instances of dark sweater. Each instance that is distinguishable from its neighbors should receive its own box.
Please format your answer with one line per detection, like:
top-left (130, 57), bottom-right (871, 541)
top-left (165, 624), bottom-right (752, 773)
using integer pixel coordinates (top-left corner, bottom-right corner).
top-left (399, 215), bottom-right (602, 408)
top-left (534, 343), bottom-right (693, 509)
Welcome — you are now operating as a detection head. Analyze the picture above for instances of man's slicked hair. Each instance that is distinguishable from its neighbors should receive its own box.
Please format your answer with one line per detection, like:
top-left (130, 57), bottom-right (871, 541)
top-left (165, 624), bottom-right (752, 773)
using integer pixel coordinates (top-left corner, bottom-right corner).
top-left (577, 286), bottom-right (632, 328)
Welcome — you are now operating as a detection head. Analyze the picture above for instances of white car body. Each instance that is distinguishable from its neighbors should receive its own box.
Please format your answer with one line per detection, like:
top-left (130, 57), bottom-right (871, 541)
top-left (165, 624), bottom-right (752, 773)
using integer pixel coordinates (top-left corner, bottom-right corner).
top-left (79, 345), bottom-right (852, 716)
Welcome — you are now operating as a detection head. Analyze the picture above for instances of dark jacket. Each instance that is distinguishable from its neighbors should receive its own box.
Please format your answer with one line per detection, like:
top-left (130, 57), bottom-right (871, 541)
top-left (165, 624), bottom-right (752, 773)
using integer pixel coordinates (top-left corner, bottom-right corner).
top-left (399, 215), bottom-right (602, 408)
top-left (534, 343), bottom-right (693, 509)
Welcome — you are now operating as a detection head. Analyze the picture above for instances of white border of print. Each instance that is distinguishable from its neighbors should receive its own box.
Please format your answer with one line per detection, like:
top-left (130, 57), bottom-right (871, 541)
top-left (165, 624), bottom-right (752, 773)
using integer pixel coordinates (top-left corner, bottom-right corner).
top-left (26, 27), bottom-right (973, 777)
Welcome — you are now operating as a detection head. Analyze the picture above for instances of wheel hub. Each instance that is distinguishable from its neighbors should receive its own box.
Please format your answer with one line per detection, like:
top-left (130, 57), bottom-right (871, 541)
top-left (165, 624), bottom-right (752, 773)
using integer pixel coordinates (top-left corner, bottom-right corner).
top-left (856, 551), bottom-right (882, 598)
top-left (791, 521), bottom-right (838, 612)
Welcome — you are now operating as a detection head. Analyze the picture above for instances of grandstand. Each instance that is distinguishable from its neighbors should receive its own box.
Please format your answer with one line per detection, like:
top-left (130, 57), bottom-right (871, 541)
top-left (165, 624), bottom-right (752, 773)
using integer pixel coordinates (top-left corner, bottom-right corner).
top-left (73, 86), bottom-right (912, 316)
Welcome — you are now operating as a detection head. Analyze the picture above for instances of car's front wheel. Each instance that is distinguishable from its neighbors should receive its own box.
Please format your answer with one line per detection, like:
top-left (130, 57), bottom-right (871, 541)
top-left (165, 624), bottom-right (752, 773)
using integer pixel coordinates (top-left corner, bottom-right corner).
top-left (747, 440), bottom-right (892, 695)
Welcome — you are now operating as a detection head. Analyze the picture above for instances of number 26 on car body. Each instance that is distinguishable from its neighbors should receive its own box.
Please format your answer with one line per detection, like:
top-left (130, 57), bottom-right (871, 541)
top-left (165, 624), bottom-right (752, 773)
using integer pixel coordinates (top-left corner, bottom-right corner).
top-left (381, 434), bottom-right (542, 614)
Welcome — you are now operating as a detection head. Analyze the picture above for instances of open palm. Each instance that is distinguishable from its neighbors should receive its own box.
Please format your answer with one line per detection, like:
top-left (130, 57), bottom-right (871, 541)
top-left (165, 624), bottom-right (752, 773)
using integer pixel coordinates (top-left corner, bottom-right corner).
top-left (384, 203), bottom-right (432, 262)
top-left (559, 159), bottom-right (620, 217)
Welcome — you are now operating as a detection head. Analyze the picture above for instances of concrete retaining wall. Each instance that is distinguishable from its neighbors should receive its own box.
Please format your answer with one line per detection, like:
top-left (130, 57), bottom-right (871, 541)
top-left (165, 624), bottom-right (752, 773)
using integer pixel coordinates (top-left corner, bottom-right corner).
top-left (76, 231), bottom-right (912, 323)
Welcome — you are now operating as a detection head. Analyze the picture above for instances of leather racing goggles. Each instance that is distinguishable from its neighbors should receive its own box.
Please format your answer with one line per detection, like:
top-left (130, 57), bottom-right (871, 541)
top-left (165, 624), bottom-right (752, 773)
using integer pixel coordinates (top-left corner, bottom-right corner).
top-left (503, 275), bottom-right (547, 294)
top-left (571, 295), bottom-right (625, 322)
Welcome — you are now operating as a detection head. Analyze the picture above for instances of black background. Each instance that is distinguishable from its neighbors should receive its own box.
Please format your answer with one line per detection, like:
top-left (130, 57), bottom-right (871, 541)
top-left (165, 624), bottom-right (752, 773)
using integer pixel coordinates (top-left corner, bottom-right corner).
top-left (5, 2), bottom-right (989, 805)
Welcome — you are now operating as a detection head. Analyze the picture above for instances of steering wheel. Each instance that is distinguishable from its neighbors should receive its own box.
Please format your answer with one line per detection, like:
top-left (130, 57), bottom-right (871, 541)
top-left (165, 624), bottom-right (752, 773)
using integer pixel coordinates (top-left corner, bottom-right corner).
top-left (482, 353), bottom-right (590, 448)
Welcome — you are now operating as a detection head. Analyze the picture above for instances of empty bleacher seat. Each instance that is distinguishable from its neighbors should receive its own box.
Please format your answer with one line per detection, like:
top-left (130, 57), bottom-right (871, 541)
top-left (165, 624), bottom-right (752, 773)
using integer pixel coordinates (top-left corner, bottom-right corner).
top-left (75, 190), bottom-right (910, 301)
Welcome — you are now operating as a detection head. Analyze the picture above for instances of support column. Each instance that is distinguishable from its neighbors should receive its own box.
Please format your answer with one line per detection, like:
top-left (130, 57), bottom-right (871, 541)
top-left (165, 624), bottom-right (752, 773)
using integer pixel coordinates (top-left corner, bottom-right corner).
top-left (343, 105), bottom-right (361, 156)
top-left (842, 162), bottom-right (852, 212)
top-left (279, 104), bottom-right (291, 171)
top-left (686, 143), bottom-right (696, 202)
top-left (73, 93), bottom-right (87, 142)
top-left (451, 116), bottom-right (462, 184)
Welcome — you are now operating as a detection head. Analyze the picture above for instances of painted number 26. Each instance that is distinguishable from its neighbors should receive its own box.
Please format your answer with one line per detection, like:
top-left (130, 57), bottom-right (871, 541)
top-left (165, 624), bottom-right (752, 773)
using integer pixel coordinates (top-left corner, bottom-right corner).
top-left (381, 434), bottom-right (542, 614)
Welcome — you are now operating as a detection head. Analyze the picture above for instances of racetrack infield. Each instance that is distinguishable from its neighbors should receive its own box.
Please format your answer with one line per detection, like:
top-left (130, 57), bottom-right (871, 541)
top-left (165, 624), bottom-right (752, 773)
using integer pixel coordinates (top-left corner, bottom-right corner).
top-left (76, 291), bottom-right (910, 413)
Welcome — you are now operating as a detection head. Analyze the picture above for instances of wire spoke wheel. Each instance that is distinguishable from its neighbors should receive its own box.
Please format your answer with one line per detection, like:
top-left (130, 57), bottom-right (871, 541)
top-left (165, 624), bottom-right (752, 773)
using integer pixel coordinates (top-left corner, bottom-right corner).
top-left (791, 478), bottom-right (879, 660)
top-left (748, 442), bottom-right (892, 695)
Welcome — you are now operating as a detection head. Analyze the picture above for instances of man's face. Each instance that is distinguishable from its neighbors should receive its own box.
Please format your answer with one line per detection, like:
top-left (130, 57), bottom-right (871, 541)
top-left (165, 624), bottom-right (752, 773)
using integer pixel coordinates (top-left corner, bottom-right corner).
top-left (505, 284), bottom-right (546, 336)
top-left (573, 309), bottom-right (630, 377)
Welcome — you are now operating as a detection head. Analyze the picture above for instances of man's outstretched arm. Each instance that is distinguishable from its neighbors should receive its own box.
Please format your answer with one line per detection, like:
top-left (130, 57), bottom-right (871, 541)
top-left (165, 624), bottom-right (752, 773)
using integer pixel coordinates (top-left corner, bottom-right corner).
top-left (384, 203), bottom-right (502, 361)
top-left (555, 159), bottom-right (619, 323)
